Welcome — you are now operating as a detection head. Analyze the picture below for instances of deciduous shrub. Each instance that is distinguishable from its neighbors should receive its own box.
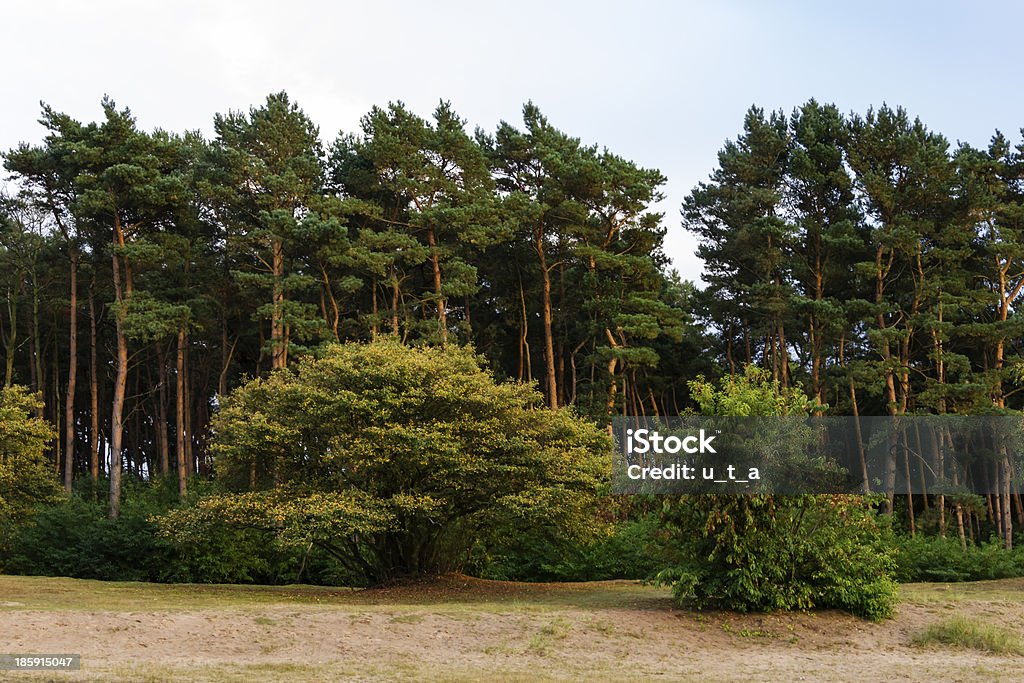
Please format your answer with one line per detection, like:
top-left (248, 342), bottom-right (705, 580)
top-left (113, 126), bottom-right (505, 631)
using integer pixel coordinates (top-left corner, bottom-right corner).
top-left (655, 367), bottom-right (898, 621)
top-left (158, 340), bottom-right (610, 585)
top-left (658, 493), bottom-right (897, 620)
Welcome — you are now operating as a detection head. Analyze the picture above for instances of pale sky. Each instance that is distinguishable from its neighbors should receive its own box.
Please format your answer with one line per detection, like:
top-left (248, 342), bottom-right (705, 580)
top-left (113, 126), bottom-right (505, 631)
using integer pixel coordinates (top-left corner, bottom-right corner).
top-left (3, 0), bottom-right (1023, 281)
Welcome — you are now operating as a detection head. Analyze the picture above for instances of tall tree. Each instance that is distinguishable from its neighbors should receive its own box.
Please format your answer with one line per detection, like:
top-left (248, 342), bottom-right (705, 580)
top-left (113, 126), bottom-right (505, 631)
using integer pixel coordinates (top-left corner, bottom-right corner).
top-left (847, 105), bottom-right (956, 512)
top-left (332, 101), bottom-right (497, 343)
top-left (484, 103), bottom-right (588, 408)
top-left (69, 99), bottom-right (186, 517)
top-left (209, 92), bottom-right (327, 371)
top-left (5, 108), bottom-right (86, 492)
top-left (684, 107), bottom-right (793, 384)
top-left (784, 100), bottom-right (865, 408)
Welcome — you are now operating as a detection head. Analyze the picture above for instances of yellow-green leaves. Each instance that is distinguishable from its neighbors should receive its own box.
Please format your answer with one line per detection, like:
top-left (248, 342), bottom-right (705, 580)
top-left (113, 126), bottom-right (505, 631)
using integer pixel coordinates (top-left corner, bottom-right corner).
top-left (168, 340), bottom-right (610, 583)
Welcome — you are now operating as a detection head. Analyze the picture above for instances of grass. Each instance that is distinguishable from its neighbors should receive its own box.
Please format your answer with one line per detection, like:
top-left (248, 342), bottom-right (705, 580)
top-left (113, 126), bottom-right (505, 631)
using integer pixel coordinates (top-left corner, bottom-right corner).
top-left (913, 616), bottom-right (1024, 655)
top-left (0, 575), bottom-right (360, 611)
top-left (389, 612), bottom-right (425, 624)
top-left (899, 577), bottom-right (1024, 606)
top-left (526, 617), bottom-right (572, 655)
top-left (0, 573), bottom-right (671, 613)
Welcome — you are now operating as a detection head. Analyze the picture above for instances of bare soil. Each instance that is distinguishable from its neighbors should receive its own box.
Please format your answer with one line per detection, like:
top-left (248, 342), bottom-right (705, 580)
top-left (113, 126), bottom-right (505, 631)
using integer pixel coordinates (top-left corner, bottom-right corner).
top-left (1, 574), bottom-right (1021, 681)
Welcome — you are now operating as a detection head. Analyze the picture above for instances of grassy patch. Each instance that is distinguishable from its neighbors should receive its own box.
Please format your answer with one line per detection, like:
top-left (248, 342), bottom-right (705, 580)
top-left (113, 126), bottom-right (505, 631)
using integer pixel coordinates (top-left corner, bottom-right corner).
top-left (0, 575), bottom-right (358, 611)
top-left (913, 616), bottom-right (1024, 655)
top-left (900, 578), bottom-right (1024, 606)
top-left (389, 612), bottom-right (425, 624)
top-left (527, 617), bottom-right (572, 655)
top-left (0, 574), bottom-right (671, 613)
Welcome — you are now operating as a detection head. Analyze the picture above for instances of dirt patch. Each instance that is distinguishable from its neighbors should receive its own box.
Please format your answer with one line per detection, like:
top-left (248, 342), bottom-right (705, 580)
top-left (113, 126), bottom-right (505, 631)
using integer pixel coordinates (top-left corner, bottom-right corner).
top-left (0, 576), bottom-right (1021, 681)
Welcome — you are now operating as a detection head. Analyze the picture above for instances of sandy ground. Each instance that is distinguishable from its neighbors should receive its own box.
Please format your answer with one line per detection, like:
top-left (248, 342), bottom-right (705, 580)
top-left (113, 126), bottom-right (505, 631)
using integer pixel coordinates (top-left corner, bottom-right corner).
top-left (0, 575), bottom-right (1022, 681)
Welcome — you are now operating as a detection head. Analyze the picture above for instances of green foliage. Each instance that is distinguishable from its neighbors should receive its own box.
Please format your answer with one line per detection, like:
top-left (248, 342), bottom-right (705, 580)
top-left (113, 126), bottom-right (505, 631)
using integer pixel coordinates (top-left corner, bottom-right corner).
top-left (4, 480), bottom-right (348, 585)
top-left (655, 367), bottom-right (898, 620)
top-left (158, 340), bottom-right (610, 584)
top-left (658, 493), bottom-right (896, 621)
top-left (472, 513), bottom-right (666, 583)
top-left (0, 385), bottom-right (61, 551)
top-left (689, 365), bottom-right (821, 416)
top-left (5, 490), bottom-right (176, 581)
top-left (895, 534), bottom-right (1024, 582)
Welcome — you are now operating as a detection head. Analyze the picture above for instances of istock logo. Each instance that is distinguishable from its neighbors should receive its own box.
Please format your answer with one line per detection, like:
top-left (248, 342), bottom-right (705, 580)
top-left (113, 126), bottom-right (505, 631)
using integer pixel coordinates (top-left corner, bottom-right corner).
top-left (625, 428), bottom-right (717, 454)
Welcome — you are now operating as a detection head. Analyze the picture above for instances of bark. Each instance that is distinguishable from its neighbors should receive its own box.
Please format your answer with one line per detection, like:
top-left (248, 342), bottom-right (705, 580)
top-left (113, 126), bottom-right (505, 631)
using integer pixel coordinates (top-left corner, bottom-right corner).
top-left (874, 244), bottom-right (899, 514)
top-left (88, 288), bottom-right (100, 480)
top-left (518, 277), bottom-right (531, 382)
top-left (3, 280), bottom-right (17, 387)
top-left (952, 459), bottom-right (967, 551)
top-left (52, 342), bottom-right (61, 477)
top-left (370, 278), bottom-right (379, 338)
top-left (155, 345), bottom-right (169, 475)
top-left (271, 238), bottom-right (287, 369)
top-left (426, 227), bottom-right (447, 343)
top-left (319, 262), bottom-right (341, 341)
top-left (840, 332), bottom-right (869, 494)
top-left (63, 250), bottom-right (78, 492)
top-left (109, 215), bottom-right (128, 519)
top-left (31, 268), bottom-right (43, 418)
top-left (176, 328), bottom-right (187, 497)
top-left (604, 328), bottom-right (624, 426)
top-left (536, 228), bottom-right (557, 409)
top-left (391, 272), bottom-right (400, 336)
top-left (901, 429), bottom-right (915, 537)
top-left (184, 342), bottom-right (194, 476)
top-left (1001, 455), bottom-right (1013, 550)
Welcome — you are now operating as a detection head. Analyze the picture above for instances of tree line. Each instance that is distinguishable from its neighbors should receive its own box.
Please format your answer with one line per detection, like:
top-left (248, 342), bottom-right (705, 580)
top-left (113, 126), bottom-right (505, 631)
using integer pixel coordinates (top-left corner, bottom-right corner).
top-left (0, 93), bottom-right (694, 518)
top-left (3, 94), bottom-right (1024, 546)
top-left (686, 100), bottom-right (1024, 546)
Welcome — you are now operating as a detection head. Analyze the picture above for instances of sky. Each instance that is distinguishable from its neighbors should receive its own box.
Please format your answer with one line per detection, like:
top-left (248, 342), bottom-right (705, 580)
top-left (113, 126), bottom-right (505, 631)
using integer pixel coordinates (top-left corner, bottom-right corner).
top-left (2, 0), bottom-right (1023, 282)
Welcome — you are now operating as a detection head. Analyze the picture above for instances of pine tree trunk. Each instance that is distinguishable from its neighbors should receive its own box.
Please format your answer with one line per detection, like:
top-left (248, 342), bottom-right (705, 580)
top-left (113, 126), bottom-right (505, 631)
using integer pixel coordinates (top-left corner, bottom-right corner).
top-left (176, 328), bottom-right (187, 497)
top-left (391, 272), bottom-right (400, 336)
top-left (88, 288), bottom-right (100, 480)
top-left (2, 281), bottom-right (16, 388)
top-left (184, 342), bottom-right (194, 476)
top-left (271, 238), bottom-right (287, 369)
top-left (109, 215), bottom-right (128, 519)
top-left (63, 250), bottom-right (78, 492)
top-left (426, 228), bottom-right (447, 343)
top-left (536, 228), bottom-right (557, 409)
top-left (1001, 455), bottom-right (1013, 550)
top-left (155, 345), bottom-right (169, 476)
top-left (370, 278), bottom-right (379, 339)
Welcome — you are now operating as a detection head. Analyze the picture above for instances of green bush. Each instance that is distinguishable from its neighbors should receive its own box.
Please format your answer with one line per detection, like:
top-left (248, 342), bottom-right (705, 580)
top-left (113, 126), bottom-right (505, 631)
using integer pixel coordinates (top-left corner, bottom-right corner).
top-left (658, 494), bottom-right (897, 621)
top-left (4, 480), bottom-right (351, 585)
top-left (472, 513), bottom-right (667, 582)
top-left (654, 367), bottom-right (898, 621)
top-left (5, 491), bottom-right (177, 581)
top-left (895, 534), bottom-right (1024, 582)
top-left (158, 340), bottom-right (610, 585)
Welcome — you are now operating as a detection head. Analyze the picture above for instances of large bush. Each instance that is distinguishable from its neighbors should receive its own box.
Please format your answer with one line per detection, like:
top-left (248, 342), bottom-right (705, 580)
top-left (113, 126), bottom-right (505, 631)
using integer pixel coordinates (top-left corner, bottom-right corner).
top-left (158, 340), bottom-right (610, 584)
top-left (657, 367), bottom-right (898, 620)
